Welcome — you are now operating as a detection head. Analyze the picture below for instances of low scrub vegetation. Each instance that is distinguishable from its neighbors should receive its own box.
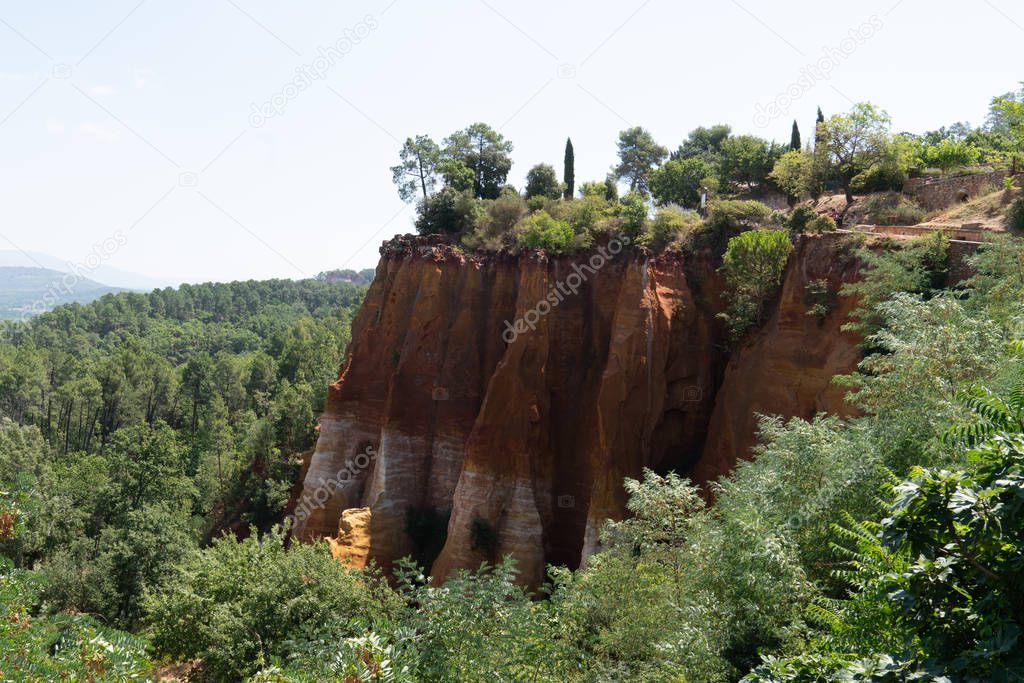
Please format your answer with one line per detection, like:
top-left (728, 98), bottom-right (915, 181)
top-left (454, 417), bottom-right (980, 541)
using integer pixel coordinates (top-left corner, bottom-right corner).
top-left (863, 192), bottom-right (928, 225)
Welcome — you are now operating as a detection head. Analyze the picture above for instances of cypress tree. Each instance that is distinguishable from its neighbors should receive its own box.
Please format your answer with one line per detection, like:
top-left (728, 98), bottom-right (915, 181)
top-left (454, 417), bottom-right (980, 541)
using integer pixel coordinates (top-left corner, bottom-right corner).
top-left (790, 120), bottom-right (801, 151)
top-left (563, 137), bottom-right (575, 200)
top-left (815, 107), bottom-right (826, 149)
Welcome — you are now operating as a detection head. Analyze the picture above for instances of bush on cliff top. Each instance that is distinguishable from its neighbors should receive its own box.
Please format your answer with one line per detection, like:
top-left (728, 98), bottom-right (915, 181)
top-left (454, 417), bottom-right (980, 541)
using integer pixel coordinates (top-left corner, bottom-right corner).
top-left (514, 210), bottom-right (575, 255)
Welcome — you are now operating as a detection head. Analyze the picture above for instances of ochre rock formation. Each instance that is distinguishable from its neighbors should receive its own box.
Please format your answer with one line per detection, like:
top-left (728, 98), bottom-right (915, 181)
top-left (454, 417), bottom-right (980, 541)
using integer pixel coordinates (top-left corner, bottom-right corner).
top-left (292, 233), bottom-right (862, 587)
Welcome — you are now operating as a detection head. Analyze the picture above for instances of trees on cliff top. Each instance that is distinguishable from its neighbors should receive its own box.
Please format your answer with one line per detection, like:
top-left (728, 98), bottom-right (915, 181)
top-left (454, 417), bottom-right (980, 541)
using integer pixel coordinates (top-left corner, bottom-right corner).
top-left (613, 126), bottom-right (668, 195)
top-left (819, 102), bottom-right (893, 203)
top-left (392, 124), bottom-right (514, 203)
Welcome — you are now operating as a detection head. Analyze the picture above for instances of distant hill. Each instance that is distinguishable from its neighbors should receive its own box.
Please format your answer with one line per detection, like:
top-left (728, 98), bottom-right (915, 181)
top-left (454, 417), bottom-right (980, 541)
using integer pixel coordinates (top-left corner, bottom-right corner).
top-left (0, 266), bottom-right (125, 319)
top-left (0, 251), bottom-right (171, 291)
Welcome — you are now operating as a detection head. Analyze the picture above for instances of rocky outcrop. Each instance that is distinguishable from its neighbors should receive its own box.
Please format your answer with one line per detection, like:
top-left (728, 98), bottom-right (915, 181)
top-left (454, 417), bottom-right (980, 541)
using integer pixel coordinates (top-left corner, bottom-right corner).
top-left (292, 233), bottom-right (863, 587)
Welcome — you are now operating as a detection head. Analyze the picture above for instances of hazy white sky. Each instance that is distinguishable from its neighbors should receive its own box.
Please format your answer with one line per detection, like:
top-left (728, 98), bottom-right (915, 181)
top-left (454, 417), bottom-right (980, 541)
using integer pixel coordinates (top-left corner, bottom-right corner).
top-left (0, 0), bottom-right (1019, 284)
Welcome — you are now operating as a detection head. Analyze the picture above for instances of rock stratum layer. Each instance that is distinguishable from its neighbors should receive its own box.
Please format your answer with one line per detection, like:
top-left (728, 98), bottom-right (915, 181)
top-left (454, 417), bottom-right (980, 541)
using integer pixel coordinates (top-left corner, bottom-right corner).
top-left (292, 233), bottom-right (862, 586)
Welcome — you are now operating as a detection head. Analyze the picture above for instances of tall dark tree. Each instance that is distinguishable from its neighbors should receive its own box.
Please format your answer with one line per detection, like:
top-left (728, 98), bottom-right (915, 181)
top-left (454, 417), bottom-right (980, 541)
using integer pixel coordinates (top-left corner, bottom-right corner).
top-left (443, 123), bottom-right (514, 199)
top-left (815, 107), bottom-right (826, 149)
top-left (563, 138), bottom-right (575, 199)
top-left (790, 120), bottom-right (801, 151)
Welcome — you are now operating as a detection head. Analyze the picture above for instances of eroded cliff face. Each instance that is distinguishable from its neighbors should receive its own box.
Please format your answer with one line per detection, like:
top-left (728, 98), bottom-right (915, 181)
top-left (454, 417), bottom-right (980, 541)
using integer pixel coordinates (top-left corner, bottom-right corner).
top-left (291, 233), bottom-right (862, 586)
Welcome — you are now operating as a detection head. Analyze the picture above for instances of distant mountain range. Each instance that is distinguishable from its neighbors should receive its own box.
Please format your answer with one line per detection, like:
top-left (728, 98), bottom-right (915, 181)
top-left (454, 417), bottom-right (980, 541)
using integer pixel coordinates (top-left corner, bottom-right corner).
top-left (0, 266), bottom-right (126, 319)
top-left (0, 251), bottom-right (375, 320)
top-left (0, 251), bottom-right (171, 291)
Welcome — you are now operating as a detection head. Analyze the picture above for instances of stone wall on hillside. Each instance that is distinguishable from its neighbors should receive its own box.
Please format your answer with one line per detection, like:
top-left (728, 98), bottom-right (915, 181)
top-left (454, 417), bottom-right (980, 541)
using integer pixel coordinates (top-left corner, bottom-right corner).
top-left (903, 170), bottom-right (1010, 211)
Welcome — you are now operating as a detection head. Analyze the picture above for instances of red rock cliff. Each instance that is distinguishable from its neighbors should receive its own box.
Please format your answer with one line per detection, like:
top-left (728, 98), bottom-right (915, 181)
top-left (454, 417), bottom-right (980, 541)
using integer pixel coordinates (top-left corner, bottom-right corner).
top-left (291, 233), bottom-right (862, 586)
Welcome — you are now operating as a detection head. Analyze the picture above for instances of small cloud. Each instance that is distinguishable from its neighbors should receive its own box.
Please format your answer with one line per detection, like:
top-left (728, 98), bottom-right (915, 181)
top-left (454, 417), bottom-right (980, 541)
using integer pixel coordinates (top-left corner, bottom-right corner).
top-left (45, 118), bottom-right (66, 136)
top-left (89, 85), bottom-right (116, 97)
top-left (77, 123), bottom-right (117, 143)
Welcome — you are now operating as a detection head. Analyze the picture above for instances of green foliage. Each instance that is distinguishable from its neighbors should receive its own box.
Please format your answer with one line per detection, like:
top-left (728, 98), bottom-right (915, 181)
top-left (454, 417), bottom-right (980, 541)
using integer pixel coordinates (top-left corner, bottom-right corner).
top-left (790, 120), bottom-right (801, 151)
top-left (804, 278), bottom-right (835, 319)
top-left (649, 155), bottom-right (716, 208)
top-left (841, 231), bottom-right (950, 344)
top-left (770, 150), bottom-right (816, 203)
top-left (1007, 193), bottom-right (1024, 232)
top-left (391, 135), bottom-right (441, 203)
top-left (918, 138), bottom-right (982, 172)
top-left (146, 527), bottom-right (400, 681)
top-left (643, 206), bottom-right (702, 251)
top-left (786, 205), bottom-right (818, 235)
top-left (614, 126), bottom-right (668, 195)
top-left (719, 229), bottom-right (794, 340)
top-left (0, 560), bottom-right (155, 682)
top-left (443, 123), bottom-right (514, 199)
top-left (617, 192), bottom-right (649, 240)
top-left (561, 194), bottom-right (610, 235)
top-left (515, 210), bottom-right (575, 254)
top-left (674, 124), bottom-right (731, 161)
top-left (807, 214), bottom-right (836, 234)
top-left (750, 409), bottom-right (1024, 680)
top-left (415, 187), bottom-right (480, 235)
top-left (563, 137), bottom-right (575, 200)
top-left (0, 278), bottom-right (361, 632)
top-left (708, 199), bottom-right (774, 232)
top-left (717, 135), bottom-right (785, 190)
top-left (437, 157), bottom-right (474, 193)
top-left (822, 102), bottom-right (894, 201)
top-left (391, 558), bottom-right (583, 681)
top-left (464, 188), bottom-right (528, 250)
top-left (524, 163), bottom-right (562, 199)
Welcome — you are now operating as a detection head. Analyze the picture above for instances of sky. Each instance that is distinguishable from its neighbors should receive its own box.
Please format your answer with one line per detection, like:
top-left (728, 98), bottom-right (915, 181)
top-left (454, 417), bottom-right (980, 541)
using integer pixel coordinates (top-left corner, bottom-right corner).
top-left (0, 0), bottom-right (1020, 285)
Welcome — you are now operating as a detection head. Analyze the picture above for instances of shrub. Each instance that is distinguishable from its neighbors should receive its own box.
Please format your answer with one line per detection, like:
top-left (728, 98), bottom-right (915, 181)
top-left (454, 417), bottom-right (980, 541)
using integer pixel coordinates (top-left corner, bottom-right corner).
top-left (644, 206), bottom-right (702, 251)
top-left (804, 278), bottom-right (835, 319)
top-left (1007, 193), bottom-right (1024, 232)
top-left (701, 200), bottom-right (774, 253)
top-left (807, 214), bottom-right (836, 233)
top-left (786, 205), bottom-right (818, 235)
top-left (719, 229), bottom-right (794, 340)
top-left (416, 188), bottom-right (481, 235)
top-left (708, 200), bottom-right (773, 232)
top-left (617, 192), bottom-right (649, 240)
top-left (565, 195), bottom-right (608, 235)
top-left (524, 164), bottom-right (562, 199)
top-left (515, 210), bottom-right (574, 254)
top-left (465, 190), bottom-right (527, 249)
top-left (863, 192), bottom-right (926, 226)
top-left (145, 527), bottom-right (399, 682)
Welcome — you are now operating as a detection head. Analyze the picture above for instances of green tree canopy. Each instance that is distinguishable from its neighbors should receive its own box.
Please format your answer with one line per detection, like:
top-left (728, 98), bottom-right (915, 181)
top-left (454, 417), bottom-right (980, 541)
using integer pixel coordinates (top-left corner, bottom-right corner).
top-left (523, 163), bottom-right (561, 199)
top-left (614, 126), bottom-right (668, 195)
top-left (443, 123), bottom-right (514, 199)
top-left (391, 135), bottom-right (441, 203)
top-left (650, 156), bottom-right (716, 208)
top-left (822, 102), bottom-right (893, 203)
